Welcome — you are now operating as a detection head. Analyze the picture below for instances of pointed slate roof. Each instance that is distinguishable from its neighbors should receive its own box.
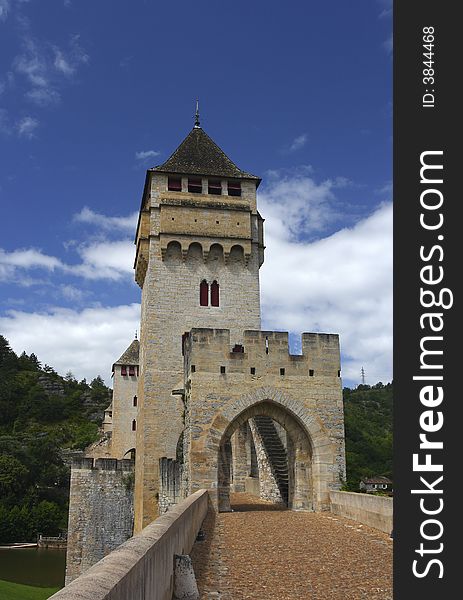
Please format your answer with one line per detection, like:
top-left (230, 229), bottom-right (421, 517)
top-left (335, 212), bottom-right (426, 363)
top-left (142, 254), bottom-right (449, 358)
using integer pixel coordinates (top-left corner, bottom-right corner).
top-left (151, 126), bottom-right (261, 184)
top-left (112, 339), bottom-right (140, 370)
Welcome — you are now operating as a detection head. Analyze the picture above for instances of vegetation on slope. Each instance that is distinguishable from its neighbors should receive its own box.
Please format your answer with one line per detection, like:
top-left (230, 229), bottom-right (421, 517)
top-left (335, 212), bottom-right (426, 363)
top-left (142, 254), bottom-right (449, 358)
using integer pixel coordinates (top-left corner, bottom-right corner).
top-left (342, 382), bottom-right (393, 491)
top-left (0, 336), bottom-right (111, 543)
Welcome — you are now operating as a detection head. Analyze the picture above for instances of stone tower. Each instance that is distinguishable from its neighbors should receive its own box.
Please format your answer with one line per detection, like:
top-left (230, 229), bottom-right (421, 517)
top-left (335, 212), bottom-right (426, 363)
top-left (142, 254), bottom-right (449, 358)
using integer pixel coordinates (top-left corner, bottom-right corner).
top-left (65, 114), bottom-right (346, 581)
top-left (134, 115), bottom-right (265, 529)
top-left (109, 337), bottom-right (139, 459)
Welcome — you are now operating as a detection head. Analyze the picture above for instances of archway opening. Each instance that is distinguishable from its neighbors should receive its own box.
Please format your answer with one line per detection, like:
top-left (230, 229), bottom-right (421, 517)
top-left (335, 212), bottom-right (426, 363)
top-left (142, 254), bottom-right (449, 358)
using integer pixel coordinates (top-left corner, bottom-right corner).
top-left (217, 400), bottom-right (313, 513)
top-left (123, 447), bottom-right (136, 461)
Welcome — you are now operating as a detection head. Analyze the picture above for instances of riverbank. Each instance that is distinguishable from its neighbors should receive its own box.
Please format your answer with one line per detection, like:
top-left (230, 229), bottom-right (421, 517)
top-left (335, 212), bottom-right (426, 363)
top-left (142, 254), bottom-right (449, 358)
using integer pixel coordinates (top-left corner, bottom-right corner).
top-left (0, 579), bottom-right (59, 600)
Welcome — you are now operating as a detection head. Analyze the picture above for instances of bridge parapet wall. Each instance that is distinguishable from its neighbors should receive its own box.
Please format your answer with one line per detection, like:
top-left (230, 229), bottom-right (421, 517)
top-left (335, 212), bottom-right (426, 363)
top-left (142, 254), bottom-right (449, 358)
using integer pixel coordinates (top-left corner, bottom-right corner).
top-left (330, 491), bottom-right (393, 534)
top-left (51, 490), bottom-right (208, 600)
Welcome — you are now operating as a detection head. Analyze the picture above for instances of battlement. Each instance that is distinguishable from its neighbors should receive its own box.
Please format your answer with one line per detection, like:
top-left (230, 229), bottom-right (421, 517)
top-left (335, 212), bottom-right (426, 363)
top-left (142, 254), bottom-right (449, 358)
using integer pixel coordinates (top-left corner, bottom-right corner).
top-left (71, 457), bottom-right (134, 472)
top-left (183, 328), bottom-right (341, 378)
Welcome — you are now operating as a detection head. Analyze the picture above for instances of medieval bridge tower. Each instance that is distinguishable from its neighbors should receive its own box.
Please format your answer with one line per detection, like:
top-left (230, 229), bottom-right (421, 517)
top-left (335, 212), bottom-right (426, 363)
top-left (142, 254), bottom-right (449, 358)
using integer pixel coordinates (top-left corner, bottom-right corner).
top-left (133, 112), bottom-right (346, 531)
top-left (65, 112), bottom-right (346, 581)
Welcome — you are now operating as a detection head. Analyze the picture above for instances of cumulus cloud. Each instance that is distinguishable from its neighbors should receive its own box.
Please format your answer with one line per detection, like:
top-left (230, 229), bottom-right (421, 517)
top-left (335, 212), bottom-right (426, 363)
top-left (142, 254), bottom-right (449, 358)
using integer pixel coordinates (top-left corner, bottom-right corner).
top-left (0, 303), bottom-right (141, 384)
top-left (72, 240), bottom-right (135, 280)
top-left (0, 248), bottom-right (63, 284)
top-left (74, 206), bottom-right (138, 232)
top-left (289, 133), bottom-right (307, 152)
top-left (259, 182), bottom-right (392, 386)
top-left (0, 240), bottom-right (135, 282)
top-left (258, 169), bottom-right (345, 241)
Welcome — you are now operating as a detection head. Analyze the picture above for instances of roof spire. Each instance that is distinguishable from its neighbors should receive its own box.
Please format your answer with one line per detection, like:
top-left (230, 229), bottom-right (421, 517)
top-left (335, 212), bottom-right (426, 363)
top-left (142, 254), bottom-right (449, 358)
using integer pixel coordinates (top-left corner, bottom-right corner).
top-left (135, 330), bottom-right (138, 340)
top-left (194, 99), bottom-right (201, 128)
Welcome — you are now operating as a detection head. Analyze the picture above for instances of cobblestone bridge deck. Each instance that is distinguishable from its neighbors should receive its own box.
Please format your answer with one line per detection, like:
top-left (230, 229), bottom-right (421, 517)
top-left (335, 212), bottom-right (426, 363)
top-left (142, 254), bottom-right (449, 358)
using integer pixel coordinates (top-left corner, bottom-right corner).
top-left (191, 493), bottom-right (392, 600)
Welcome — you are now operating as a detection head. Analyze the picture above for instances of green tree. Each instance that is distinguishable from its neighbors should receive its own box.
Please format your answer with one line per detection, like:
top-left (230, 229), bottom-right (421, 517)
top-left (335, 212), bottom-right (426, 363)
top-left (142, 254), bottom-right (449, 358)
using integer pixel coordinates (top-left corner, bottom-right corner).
top-left (32, 501), bottom-right (63, 536)
top-left (0, 454), bottom-right (29, 501)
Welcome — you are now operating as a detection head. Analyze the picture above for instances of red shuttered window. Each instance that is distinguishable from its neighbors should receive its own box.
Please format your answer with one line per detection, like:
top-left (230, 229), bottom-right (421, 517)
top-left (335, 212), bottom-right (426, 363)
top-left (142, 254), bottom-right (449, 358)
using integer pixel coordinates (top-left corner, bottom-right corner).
top-left (188, 178), bottom-right (202, 193)
top-left (200, 280), bottom-right (209, 306)
top-left (208, 179), bottom-right (222, 195)
top-left (211, 280), bottom-right (220, 306)
top-left (168, 177), bottom-right (182, 191)
top-left (227, 181), bottom-right (241, 197)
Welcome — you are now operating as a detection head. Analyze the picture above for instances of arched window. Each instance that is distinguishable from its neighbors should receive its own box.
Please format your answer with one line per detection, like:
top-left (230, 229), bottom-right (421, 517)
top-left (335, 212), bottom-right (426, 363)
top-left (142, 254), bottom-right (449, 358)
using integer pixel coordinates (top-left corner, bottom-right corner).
top-left (211, 280), bottom-right (220, 306)
top-left (132, 419), bottom-right (137, 431)
top-left (133, 395), bottom-right (137, 407)
top-left (200, 280), bottom-right (209, 306)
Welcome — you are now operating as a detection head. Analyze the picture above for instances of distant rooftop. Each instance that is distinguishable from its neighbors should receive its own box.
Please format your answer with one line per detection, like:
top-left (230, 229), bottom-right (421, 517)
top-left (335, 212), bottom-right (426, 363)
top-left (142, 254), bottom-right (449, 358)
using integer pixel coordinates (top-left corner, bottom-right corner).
top-left (361, 476), bottom-right (393, 485)
top-left (113, 338), bottom-right (139, 370)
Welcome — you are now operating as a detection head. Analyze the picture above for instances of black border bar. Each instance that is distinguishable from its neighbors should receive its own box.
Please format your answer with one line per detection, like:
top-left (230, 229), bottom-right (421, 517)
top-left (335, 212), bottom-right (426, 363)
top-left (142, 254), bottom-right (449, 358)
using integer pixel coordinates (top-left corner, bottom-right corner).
top-left (394, 2), bottom-right (459, 597)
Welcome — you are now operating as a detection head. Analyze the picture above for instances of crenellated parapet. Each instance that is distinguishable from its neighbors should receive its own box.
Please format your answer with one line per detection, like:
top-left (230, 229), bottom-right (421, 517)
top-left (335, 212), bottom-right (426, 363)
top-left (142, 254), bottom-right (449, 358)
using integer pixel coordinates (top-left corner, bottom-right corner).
top-left (71, 457), bottom-right (135, 472)
top-left (183, 328), bottom-right (341, 379)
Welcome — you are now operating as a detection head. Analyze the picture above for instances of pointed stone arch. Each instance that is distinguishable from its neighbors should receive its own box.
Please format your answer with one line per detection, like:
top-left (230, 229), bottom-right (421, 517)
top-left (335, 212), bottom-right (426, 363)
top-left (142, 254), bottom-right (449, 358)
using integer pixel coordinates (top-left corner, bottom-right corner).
top-left (188, 386), bottom-right (338, 512)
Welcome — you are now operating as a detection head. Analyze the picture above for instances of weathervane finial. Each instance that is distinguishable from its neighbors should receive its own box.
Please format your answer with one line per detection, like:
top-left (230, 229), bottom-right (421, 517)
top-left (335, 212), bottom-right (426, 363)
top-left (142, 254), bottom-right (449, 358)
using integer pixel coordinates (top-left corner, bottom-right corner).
top-left (194, 99), bottom-right (200, 128)
top-left (135, 330), bottom-right (138, 340)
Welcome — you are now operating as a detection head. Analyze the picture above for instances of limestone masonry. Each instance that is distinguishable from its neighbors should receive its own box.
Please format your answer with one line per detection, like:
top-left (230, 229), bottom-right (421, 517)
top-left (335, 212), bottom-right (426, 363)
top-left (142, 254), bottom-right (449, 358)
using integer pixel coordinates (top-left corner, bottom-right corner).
top-left (65, 114), bottom-right (346, 582)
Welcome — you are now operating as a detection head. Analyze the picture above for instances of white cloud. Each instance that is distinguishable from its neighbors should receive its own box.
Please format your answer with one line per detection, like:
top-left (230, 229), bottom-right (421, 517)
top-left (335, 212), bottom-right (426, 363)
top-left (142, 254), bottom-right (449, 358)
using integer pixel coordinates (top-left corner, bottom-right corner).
top-left (17, 115), bottom-right (39, 137)
top-left (74, 206), bottom-right (138, 232)
top-left (135, 150), bottom-right (160, 162)
top-left (259, 189), bottom-right (392, 386)
top-left (13, 38), bottom-right (48, 87)
top-left (72, 240), bottom-right (135, 280)
top-left (0, 247), bottom-right (62, 270)
top-left (289, 133), bottom-right (307, 152)
top-left (259, 170), bottom-right (342, 241)
top-left (0, 247), bottom-right (62, 283)
top-left (53, 48), bottom-right (74, 76)
top-left (0, 303), bottom-right (141, 384)
top-left (13, 35), bottom-right (89, 108)
top-left (0, 240), bottom-right (135, 282)
top-left (60, 284), bottom-right (86, 302)
top-left (53, 35), bottom-right (89, 76)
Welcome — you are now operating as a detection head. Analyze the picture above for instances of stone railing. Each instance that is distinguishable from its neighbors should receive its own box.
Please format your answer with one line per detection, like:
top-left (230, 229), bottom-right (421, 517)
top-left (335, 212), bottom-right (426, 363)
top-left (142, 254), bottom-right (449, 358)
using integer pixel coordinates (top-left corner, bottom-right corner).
top-left (49, 489), bottom-right (208, 600)
top-left (330, 491), bottom-right (393, 534)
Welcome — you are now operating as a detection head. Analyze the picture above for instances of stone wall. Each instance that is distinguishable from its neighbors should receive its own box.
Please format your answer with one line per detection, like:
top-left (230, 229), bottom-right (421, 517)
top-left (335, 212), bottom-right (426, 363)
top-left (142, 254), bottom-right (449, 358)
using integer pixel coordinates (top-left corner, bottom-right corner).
top-left (50, 490), bottom-right (208, 600)
top-left (65, 458), bottom-right (134, 584)
top-left (159, 457), bottom-right (183, 513)
top-left (329, 491), bottom-right (393, 534)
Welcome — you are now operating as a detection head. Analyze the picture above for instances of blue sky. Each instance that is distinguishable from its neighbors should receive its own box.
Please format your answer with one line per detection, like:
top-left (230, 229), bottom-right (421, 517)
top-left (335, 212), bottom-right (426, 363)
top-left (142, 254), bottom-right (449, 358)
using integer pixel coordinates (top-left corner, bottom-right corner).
top-left (0, 0), bottom-right (392, 387)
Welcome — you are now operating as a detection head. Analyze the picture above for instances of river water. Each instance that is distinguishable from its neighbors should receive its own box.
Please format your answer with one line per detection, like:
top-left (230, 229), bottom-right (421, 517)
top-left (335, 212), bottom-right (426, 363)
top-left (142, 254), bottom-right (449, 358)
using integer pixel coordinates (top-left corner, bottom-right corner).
top-left (0, 547), bottom-right (66, 588)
